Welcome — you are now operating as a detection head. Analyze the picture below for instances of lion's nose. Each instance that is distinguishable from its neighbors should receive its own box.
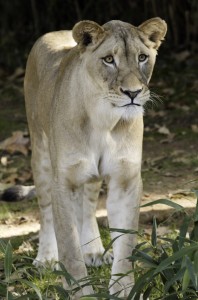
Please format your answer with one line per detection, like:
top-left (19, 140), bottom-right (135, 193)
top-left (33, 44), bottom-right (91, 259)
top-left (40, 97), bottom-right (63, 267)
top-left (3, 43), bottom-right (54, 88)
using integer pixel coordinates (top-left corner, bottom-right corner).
top-left (120, 88), bottom-right (142, 100)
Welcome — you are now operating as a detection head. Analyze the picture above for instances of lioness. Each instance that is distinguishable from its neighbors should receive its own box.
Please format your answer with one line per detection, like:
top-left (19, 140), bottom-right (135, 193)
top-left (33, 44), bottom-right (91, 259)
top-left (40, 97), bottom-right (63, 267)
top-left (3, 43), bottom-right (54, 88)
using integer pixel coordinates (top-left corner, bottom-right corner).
top-left (3, 18), bottom-right (167, 298)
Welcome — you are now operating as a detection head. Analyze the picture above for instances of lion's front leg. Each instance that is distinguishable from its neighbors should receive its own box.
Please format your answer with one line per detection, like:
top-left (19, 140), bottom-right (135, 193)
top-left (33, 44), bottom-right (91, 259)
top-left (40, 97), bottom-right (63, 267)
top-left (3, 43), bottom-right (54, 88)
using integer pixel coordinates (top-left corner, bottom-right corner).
top-left (81, 182), bottom-right (113, 267)
top-left (107, 169), bottom-right (142, 298)
top-left (51, 179), bottom-right (93, 298)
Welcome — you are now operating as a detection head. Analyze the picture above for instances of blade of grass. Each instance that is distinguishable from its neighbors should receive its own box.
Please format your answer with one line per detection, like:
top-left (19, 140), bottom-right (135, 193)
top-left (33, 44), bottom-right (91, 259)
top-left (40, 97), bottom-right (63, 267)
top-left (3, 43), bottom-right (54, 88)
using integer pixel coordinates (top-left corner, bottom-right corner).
top-left (4, 241), bottom-right (13, 282)
top-left (127, 269), bottom-right (155, 299)
top-left (151, 216), bottom-right (157, 247)
top-left (140, 199), bottom-right (184, 211)
top-left (164, 267), bottom-right (185, 292)
top-left (109, 228), bottom-right (138, 234)
top-left (19, 279), bottom-right (42, 300)
top-left (0, 238), bottom-right (7, 254)
top-left (7, 291), bottom-right (14, 300)
top-left (130, 249), bottom-right (158, 267)
top-left (154, 244), bottom-right (198, 275)
top-left (81, 293), bottom-right (121, 299)
top-left (185, 255), bottom-right (198, 290)
top-left (56, 262), bottom-right (81, 288)
top-left (179, 216), bottom-right (191, 248)
top-left (51, 285), bottom-right (70, 298)
top-left (103, 234), bottom-right (124, 257)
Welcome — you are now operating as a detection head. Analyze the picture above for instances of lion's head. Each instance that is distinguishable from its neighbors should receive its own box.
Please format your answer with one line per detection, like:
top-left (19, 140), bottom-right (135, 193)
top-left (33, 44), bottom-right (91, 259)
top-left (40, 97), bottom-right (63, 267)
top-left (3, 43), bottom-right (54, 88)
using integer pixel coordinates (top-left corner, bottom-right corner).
top-left (71, 18), bottom-right (167, 124)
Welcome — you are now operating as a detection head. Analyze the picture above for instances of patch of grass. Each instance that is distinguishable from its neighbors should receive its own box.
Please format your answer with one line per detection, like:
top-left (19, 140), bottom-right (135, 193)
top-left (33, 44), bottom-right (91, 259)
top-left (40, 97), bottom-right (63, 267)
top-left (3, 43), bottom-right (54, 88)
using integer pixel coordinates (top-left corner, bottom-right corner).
top-left (0, 198), bottom-right (38, 222)
top-left (0, 203), bottom-right (12, 221)
top-left (1, 195), bottom-right (198, 299)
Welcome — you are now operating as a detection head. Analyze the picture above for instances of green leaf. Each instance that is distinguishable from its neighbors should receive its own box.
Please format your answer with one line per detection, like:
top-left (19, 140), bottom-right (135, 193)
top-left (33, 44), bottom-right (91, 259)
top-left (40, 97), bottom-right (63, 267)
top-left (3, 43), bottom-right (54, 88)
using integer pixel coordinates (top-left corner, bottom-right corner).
top-left (56, 262), bottom-right (81, 288)
top-left (15, 296), bottom-right (34, 300)
top-left (4, 241), bottom-right (13, 282)
top-left (80, 298), bottom-right (98, 300)
top-left (185, 255), bottom-right (198, 290)
top-left (127, 269), bottom-right (155, 299)
top-left (103, 233), bottom-right (124, 257)
top-left (134, 241), bottom-right (148, 250)
top-left (194, 198), bottom-right (198, 222)
top-left (182, 267), bottom-right (190, 292)
top-left (0, 282), bottom-right (6, 297)
top-left (0, 239), bottom-right (7, 254)
top-left (140, 199), bottom-right (184, 211)
top-left (151, 216), bottom-right (157, 247)
top-left (190, 199), bottom-right (198, 242)
top-left (51, 285), bottom-right (70, 298)
top-left (81, 293), bottom-right (121, 299)
top-left (164, 267), bottom-right (185, 292)
top-left (154, 244), bottom-right (198, 275)
top-left (80, 298), bottom-right (97, 300)
top-left (192, 189), bottom-right (198, 200)
top-left (179, 215), bottom-right (191, 248)
top-left (172, 239), bottom-right (179, 254)
top-left (19, 279), bottom-right (42, 300)
top-left (130, 249), bottom-right (158, 267)
top-left (143, 283), bottom-right (153, 300)
top-left (194, 250), bottom-right (198, 280)
top-left (7, 291), bottom-right (14, 300)
top-left (109, 228), bottom-right (138, 234)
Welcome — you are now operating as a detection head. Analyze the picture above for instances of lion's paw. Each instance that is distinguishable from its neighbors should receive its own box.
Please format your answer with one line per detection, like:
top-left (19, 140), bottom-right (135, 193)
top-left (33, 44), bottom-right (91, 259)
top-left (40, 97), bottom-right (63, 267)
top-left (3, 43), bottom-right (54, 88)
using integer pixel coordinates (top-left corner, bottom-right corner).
top-left (84, 250), bottom-right (113, 267)
top-left (33, 249), bottom-right (58, 269)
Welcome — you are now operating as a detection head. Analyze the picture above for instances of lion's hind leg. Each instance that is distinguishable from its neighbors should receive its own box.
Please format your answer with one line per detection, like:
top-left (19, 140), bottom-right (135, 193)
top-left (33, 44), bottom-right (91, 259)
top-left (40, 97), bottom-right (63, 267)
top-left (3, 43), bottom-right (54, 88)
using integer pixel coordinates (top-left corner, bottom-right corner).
top-left (31, 135), bottom-right (58, 267)
top-left (81, 182), bottom-right (113, 267)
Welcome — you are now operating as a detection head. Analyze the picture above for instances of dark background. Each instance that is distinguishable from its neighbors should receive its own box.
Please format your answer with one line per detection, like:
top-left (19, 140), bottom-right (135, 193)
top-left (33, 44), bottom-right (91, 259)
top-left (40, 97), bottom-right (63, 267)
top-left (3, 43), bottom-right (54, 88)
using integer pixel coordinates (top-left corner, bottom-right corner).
top-left (0, 0), bottom-right (198, 73)
top-left (0, 0), bottom-right (197, 194)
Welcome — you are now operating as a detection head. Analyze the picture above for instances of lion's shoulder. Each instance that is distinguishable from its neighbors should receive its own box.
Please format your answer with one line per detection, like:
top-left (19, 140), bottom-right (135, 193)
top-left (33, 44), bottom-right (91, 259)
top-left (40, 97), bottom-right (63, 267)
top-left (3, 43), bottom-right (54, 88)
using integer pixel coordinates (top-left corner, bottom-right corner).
top-left (37, 30), bottom-right (76, 52)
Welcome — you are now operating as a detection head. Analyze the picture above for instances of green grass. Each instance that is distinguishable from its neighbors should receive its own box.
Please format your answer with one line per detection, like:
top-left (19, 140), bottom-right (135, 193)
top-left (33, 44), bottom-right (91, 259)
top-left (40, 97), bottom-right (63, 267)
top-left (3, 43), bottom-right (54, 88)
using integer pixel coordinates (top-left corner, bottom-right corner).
top-left (1, 194), bottom-right (198, 299)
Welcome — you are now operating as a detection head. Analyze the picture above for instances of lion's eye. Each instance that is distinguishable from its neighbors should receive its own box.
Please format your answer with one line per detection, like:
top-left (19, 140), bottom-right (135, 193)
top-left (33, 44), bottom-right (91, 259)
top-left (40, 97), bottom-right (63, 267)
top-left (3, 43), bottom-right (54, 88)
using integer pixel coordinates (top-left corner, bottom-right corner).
top-left (138, 54), bottom-right (148, 62)
top-left (103, 55), bottom-right (114, 64)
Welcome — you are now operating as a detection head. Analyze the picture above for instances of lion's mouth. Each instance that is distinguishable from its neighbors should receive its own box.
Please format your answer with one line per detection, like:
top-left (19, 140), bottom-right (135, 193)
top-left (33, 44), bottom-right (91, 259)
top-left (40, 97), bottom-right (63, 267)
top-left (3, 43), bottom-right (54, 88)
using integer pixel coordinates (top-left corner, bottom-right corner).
top-left (121, 100), bottom-right (141, 107)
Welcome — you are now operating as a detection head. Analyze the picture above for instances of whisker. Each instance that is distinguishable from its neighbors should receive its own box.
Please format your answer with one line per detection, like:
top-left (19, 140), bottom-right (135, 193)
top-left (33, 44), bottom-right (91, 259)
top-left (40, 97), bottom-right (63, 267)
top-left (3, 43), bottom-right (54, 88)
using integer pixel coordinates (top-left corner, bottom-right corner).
top-left (147, 90), bottom-right (164, 109)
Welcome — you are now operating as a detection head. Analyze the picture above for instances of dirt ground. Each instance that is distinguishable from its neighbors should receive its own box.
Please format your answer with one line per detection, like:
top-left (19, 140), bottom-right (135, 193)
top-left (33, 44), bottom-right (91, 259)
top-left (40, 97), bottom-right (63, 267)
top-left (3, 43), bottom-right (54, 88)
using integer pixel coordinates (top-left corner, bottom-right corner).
top-left (0, 52), bottom-right (198, 240)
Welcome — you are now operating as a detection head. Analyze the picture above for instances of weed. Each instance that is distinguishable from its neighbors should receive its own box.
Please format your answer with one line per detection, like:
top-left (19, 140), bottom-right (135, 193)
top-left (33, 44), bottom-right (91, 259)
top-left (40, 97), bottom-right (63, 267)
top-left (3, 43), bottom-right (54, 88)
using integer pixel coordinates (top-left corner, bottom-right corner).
top-left (1, 192), bottom-right (198, 299)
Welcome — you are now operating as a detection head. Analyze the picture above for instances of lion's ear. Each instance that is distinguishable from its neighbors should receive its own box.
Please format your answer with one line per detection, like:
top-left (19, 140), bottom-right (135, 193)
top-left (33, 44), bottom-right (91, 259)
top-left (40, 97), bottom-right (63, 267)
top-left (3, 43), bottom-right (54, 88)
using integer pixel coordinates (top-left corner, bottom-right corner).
top-left (138, 17), bottom-right (167, 49)
top-left (72, 20), bottom-right (105, 47)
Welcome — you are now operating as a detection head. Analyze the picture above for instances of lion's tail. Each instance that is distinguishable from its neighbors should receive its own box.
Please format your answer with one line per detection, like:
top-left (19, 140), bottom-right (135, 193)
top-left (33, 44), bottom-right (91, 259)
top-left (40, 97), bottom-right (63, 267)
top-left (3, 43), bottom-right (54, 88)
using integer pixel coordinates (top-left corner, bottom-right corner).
top-left (0, 185), bottom-right (36, 202)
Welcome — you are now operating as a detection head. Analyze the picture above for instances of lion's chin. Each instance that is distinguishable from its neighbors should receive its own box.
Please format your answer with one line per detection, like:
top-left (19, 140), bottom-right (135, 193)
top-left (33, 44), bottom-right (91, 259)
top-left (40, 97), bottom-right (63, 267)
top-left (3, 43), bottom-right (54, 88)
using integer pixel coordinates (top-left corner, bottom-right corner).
top-left (120, 105), bottom-right (144, 120)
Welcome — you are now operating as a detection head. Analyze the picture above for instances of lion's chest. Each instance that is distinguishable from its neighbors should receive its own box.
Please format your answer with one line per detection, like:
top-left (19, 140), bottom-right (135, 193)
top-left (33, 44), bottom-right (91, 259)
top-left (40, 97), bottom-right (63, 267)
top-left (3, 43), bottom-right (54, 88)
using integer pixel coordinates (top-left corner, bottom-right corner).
top-left (64, 126), bottom-right (142, 188)
top-left (65, 133), bottom-right (119, 186)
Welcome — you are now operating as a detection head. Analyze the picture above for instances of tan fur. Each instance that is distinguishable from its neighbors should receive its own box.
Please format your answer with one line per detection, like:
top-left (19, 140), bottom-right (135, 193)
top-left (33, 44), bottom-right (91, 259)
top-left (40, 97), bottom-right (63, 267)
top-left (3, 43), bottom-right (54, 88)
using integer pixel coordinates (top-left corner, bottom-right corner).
top-left (24, 18), bottom-right (167, 298)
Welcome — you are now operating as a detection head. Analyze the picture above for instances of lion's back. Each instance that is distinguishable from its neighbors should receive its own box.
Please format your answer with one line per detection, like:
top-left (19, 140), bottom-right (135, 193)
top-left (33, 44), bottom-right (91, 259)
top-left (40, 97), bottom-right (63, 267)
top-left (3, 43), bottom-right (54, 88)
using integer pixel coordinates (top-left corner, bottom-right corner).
top-left (24, 30), bottom-right (77, 135)
top-left (25, 30), bottom-right (76, 82)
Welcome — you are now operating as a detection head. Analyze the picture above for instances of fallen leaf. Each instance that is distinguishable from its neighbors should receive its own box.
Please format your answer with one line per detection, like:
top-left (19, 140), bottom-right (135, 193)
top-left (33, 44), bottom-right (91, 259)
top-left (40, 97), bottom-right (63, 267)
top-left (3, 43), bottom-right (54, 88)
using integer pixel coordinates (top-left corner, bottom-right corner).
top-left (0, 131), bottom-right (30, 156)
top-left (170, 150), bottom-right (185, 157)
top-left (191, 80), bottom-right (198, 92)
top-left (163, 172), bottom-right (179, 177)
top-left (172, 157), bottom-right (190, 164)
top-left (147, 110), bottom-right (167, 117)
top-left (17, 170), bottom-right (32, 183)
top-left (7, 67), bottom-right (25, 81)
top-left (162, 87), bottom-right (175, 96)
top-left (3, 173), bottom-right (18, 184)
top-left (172, 50), bottom-right (191, 62)
top-left (17, 241), bottom-right (34, 253)
top-left (158, 125), bottom-right (171, 135)
top-left (160, 133), bottom-right (175, 144)
top-left (169, 190), bottom-right (196, 199)
top-left (1, 156), bottom-right (8, 166)
top-left (180, 105), bottom-right (190, 112)
top-left (191, 124), bottom-right (198, 133)
top-left (144, 126), bottom-right (151, 132)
